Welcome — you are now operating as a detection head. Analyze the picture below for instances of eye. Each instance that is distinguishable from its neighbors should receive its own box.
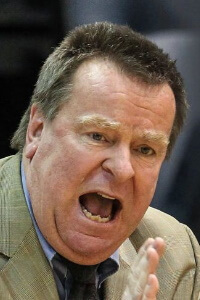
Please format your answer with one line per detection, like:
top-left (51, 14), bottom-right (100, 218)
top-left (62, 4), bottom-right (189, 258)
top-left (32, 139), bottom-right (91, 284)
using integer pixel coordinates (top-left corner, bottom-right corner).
top-left (138, 146), bottom-right (155, 156)
top-left (89, 132), bottom-right (106, 142)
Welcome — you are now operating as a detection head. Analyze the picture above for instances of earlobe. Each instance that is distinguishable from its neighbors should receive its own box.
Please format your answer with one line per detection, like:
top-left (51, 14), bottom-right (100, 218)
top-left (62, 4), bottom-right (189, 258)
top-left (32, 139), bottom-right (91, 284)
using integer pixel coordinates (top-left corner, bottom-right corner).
top-left (25, 143), bottom-right (38, 159)
top-left (25, 104), bottom-right (44, 160)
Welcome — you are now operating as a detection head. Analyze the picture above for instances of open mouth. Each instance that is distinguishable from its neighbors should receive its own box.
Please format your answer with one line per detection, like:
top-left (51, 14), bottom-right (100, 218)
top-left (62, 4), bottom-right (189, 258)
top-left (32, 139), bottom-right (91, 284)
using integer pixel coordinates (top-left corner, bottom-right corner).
top-left (79, 193), bottom-right (121, 223)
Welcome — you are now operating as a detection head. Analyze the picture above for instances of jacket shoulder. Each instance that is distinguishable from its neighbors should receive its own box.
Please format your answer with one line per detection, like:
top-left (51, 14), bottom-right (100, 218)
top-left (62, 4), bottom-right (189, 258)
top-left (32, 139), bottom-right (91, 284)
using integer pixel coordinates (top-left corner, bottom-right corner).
top-left (130, 206), bottom-right (198, 248)
top-left (0, 156), bottom-right (13, 168)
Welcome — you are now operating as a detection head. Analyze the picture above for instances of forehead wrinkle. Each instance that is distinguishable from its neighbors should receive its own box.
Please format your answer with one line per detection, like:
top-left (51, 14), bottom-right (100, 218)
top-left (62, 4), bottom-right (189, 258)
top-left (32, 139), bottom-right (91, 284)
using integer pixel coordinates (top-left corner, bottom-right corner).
top-left (75, 115), bottom-right (121, 130)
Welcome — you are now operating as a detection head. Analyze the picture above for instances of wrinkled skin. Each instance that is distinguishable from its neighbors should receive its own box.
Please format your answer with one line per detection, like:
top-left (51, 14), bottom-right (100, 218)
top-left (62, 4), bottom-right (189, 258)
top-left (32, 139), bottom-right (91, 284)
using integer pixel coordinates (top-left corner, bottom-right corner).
top-left (23, 59), bottom-right (175, 266)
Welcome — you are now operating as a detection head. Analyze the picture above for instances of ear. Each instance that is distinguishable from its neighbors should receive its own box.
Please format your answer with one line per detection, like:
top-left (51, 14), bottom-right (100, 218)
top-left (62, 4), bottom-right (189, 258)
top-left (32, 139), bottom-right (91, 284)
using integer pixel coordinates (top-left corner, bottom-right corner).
top-left (25, 104), bottom-right (44, 160)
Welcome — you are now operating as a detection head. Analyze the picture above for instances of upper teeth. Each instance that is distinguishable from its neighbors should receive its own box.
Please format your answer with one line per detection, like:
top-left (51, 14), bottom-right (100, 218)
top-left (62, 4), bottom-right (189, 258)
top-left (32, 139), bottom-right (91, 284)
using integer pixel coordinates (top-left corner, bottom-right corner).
top-left (97, 193), bottom-right (115, 200)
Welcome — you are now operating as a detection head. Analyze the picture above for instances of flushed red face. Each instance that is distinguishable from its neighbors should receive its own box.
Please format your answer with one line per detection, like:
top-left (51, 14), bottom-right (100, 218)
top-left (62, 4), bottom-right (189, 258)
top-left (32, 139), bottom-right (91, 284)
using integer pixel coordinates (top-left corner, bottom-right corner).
top-left (24, 59), bottom-right (176, 265)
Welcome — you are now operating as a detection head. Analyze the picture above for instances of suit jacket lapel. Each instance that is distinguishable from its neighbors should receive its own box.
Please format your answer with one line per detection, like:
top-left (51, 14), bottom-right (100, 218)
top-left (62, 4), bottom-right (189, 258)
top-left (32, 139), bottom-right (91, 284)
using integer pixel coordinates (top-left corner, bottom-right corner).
top-left (0, 154), bottom-right (32, 257)
top-left (0, 226), bottom-right (59, 299)
top-left (104, 238), bottom-right (138, 300)
top-left (0, 155), bottom-right (59, 299)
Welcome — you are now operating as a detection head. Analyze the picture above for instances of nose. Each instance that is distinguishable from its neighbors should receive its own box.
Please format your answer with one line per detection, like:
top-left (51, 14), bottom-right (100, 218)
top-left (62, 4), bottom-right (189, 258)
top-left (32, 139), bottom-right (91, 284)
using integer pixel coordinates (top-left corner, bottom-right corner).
top-left (102, 146), bottom-right (135, 183)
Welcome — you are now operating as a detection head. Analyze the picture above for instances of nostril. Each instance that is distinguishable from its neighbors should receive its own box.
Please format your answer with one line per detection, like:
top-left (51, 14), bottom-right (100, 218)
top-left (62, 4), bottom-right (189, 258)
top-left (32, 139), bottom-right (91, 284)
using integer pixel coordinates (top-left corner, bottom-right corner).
top-left (101, 155), bottom-right (134, 182)
top-left (101, 159), bottom-right (114, 175)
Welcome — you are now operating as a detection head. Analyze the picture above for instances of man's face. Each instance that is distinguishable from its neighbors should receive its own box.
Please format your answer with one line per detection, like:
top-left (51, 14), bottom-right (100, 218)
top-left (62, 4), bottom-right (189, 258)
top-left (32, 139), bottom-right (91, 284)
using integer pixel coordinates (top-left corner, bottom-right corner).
top-left (24, 59), bottom-right (175, 265)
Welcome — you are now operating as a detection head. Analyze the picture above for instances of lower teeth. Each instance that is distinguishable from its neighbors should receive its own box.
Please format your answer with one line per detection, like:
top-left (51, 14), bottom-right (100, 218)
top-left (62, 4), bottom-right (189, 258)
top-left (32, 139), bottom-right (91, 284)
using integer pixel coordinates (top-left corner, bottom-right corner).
top-left (81, 205), bottom-right (111, 223)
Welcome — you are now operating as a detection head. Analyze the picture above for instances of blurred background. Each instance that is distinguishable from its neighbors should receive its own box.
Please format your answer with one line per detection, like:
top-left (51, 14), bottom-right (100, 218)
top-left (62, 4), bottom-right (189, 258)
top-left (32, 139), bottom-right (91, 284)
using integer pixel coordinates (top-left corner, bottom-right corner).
top-left (1, 0), bottom-right (200, 241)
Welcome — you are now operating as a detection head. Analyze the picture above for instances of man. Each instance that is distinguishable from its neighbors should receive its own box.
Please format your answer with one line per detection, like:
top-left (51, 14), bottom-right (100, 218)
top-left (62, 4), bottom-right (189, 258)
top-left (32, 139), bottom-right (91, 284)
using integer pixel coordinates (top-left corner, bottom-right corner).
top-left (0, 22), bottom-right (199, 299)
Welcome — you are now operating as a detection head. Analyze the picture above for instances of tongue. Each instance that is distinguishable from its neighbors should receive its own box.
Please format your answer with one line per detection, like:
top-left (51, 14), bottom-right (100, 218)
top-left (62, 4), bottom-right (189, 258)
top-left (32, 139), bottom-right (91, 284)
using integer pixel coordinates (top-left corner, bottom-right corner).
top-left (81, 193), bottom-right (113, 218)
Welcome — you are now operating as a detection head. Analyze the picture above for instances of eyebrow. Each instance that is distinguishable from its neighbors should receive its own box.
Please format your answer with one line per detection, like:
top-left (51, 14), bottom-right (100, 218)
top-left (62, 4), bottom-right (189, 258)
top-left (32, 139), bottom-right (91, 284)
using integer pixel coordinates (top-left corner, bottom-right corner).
top-left (140, 130), bottom-right (169, 146)
top-left (75, 115), bottom-right (121, 130)
top-left (75, 114), bottom-right (169, 146)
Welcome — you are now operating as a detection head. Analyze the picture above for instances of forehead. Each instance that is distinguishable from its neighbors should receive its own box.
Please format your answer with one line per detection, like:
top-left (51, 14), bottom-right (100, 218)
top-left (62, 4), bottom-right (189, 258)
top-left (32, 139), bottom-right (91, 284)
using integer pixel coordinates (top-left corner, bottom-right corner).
top-left (71, 58), bottom-right (174, 103)
top-left (57, 58), bottom-right (175, 141)
top-left (70, 59), bottom-right (175, 114)
top-left (72, 58), bottom-right (135, 96)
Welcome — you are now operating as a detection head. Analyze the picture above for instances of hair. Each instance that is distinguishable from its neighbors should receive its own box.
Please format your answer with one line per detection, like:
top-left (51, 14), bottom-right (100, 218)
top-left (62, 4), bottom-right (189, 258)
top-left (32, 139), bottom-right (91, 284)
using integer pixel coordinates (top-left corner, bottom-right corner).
top-left (11, 22), bottom-right (187, 157)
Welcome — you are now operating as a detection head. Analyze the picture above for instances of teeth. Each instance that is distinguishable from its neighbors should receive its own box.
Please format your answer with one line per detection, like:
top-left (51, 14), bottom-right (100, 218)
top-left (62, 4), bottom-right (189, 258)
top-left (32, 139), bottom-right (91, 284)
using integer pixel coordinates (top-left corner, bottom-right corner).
top-left (97, 193), bottom-right (115, 200)
top-left (81, 205), bottom-right (111, 223)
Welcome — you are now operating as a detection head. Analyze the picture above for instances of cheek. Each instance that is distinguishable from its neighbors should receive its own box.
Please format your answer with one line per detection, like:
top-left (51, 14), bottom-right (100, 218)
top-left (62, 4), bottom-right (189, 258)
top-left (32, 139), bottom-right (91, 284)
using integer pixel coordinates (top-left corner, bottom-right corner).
top-left (34, 148), bottom-right (102, 204)
top-left (126, 167), bottom-right (161, 223)
top-left (52, 153), bottom-right (96, 184)
top-left (36, 139), bottom-right (85, 177)
top-left (139, 163), bottom-right (161, 192)
top-left (141, 174), bottom-right (159, 202)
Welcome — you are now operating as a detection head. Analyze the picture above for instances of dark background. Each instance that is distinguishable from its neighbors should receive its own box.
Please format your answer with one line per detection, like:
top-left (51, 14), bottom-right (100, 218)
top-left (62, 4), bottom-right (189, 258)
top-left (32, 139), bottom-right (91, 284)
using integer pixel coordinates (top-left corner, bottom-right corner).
top-left (1, 0), bottom-right (200, 241)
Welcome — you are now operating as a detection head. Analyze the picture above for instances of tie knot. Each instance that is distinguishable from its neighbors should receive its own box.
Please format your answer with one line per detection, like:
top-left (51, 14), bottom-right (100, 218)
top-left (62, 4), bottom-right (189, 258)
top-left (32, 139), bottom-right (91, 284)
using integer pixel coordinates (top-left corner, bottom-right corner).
top-left (52, 253), bottom-right (99, 284)
top-left (52, 254), bottom-right (100, 300)
top-left (65, 260), bottom-right (99, 284)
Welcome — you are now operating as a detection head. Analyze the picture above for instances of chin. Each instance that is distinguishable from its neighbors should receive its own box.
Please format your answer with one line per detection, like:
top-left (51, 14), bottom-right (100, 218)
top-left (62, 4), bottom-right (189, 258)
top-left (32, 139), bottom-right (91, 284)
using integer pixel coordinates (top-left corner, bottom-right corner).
top-left (70, 254), bottom-right (108, 266)
top-left (60, 236), bottom-right (118, 265)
